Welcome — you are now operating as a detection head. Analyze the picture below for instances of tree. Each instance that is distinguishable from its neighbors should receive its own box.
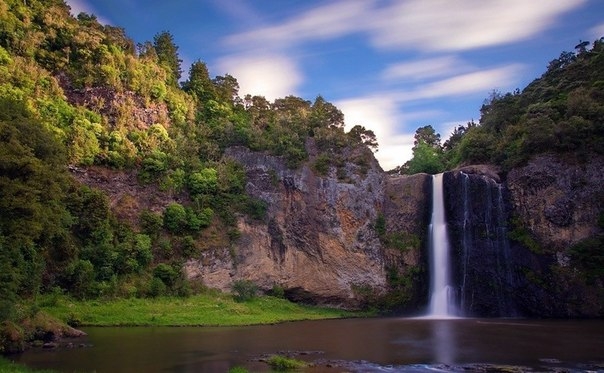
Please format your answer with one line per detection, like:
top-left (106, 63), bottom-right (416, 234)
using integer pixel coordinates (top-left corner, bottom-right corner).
top-left (182, 60), bottom-right (215, 102)
top-left (405, 141), bottom-right (444, 175)
top-left (309, 95), bottom-right (344, 129)
top-left (347, 124), bottom-right (378, 152)
top-left (212, 74), bottom-right (241, 106)
top-left (399, 125), bottom-right (444, 174)
top-left (153, 31), bottom-right (182, 86)
top-left (443, 121), bottom-right (476, 151)
top-left (413, 125), bottom-right (441, 149)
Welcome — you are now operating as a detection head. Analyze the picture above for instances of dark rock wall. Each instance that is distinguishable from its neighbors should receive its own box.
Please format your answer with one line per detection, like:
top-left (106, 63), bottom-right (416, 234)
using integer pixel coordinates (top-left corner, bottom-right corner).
top-left (444, 170), bottom-right (523, 317)
top-left (442, 155), bottom-right (604, 318)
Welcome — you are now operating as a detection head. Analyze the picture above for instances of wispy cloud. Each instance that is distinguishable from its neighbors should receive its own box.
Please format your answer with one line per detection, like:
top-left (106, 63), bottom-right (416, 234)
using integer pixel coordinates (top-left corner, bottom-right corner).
top-left (367, 0), bottom-right (586, 51)
top-left (216, 54), bottom-right (303, 101)
top-left (218, 0), bottom-right (583, 169)
top-left (224, 0), bottom-right (586, 52)
top-left (401, 64), bottom-right (525, 101)
top-left (224, 1), bottom-right (373, 50)
top-left (209, 0), bottom-right (264, 26)
top-left (381, 56), bottom-right (468, 82)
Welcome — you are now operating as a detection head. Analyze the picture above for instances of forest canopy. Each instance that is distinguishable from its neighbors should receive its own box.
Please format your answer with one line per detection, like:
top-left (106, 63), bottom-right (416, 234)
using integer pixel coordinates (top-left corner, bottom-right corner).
top-left (393, 38), bottom-right (604, 175)
top-left (0, 0), bottom-right (379, 317)
top-left (0, 0), bottom-right (602, 324)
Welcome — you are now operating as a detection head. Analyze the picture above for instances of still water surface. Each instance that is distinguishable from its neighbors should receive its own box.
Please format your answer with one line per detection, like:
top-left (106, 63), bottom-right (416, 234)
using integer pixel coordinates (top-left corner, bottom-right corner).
top-left (16, 318), bottom-right (604, 372)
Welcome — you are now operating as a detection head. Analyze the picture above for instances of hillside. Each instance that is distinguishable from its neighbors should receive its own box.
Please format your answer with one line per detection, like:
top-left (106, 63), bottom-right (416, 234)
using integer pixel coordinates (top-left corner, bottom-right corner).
top-left (0, 0), bottom-right (379, 315)
top-left (0, 0), bottom-right (603, 331)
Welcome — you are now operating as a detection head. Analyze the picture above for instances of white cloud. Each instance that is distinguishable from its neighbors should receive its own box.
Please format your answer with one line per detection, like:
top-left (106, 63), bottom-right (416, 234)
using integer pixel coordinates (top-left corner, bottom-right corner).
top-left (368, 0), bottom-right (586, 51)
top-left (381, 56), bottom-right (467, 81)
top-left (394, 64), bottom-right (525, 102)
top-left (216, 54), bottom-right (303, 102)
top-left (224, 0), bottom-right (585, 53)
top-left (337, 96), bottom-right (414, 170)
top-left (224, 1), bottom-right (373, 49)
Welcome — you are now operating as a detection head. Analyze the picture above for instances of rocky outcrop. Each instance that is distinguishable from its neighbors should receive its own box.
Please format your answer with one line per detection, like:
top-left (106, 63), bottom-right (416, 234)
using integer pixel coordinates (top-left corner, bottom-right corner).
top-left (505, 154), bottom-right (604, 317)
top-left (382, 173), bottom-right (431, 310)
top-left (444, 168), bottom-right (525, 317)
top-left (69, 165), bottom-right (184, 226)
top-left (57, 73), bottom-right (171, 130)
top-left (507, 154), bottom-right (603, 251)
top-left (185, 143), bottom-right (430, 308)
top-left (442, 156), bottom-right (603, 317)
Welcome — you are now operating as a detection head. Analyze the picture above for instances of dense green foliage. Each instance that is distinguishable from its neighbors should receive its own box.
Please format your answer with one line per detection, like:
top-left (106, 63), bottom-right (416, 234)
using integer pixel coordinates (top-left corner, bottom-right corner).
top-left (394, 38), bottom-right (604, 174)
top-left (0, 0), bottom-right (378, 325)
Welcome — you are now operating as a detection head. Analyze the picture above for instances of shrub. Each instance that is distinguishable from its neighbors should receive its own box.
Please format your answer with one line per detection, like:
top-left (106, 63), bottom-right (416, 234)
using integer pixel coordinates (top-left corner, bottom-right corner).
top-left (231, 280), bottom-right (258, 302)
top-left (180, 235), bottom-right (197, 258)
top-left (140, 209), bottom-right (163, 236)
top-left (188, 168), bottom-right (218, 195)
top-left (186, 207), bottom-right (213, 231)
top-left (163, 203), bottom-right (187, 233)
top-left (313, 153), bottom-right (331, 175)
top-left (148, 277), bottom-right (166, 298)
top-left (153, 263), bottom-right (178, 287)
top-left (269, 284), bottom-right (285, 299)
top-left (241, 197), bottom-right (267, 221)
top-left (133, 234), bottom-right (153, 268)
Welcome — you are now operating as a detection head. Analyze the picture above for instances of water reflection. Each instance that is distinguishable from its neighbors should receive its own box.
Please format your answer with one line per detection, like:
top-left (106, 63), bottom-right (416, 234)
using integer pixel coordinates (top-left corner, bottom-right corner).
top-left (431, 320), bottom-right (453, 364)
top-left (16, 318), bottom-right (604, 373)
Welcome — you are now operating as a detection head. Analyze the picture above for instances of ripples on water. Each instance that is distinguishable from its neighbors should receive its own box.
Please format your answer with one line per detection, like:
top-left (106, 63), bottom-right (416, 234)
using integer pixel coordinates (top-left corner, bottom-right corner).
top-left (16, 318), bottom-right (604, 373)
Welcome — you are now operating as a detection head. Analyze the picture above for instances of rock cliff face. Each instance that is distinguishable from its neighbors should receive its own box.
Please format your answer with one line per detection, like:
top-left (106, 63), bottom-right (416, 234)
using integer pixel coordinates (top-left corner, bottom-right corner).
top-left (443, 168), bottom-right (526, 317)
top-left (507, 155), bottom-right (603, 251)
top-left (71, 136), bottom-right (602, 314)
top-left (185, 143), bottom-right (431, 308)
top-left (442, 156), bottom-right (603, 317)
top-left (505, 155), bottom-right (604, 317)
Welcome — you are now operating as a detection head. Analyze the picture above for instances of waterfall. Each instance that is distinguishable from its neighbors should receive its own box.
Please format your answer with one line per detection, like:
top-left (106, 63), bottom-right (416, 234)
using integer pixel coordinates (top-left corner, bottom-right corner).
top-left (452, 172), bottom-right (518, 317)
top-left (427, 173), bottom-right (456, 318)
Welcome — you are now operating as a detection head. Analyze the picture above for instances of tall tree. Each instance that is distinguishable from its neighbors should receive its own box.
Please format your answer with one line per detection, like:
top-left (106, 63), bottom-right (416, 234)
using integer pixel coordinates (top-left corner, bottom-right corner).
top-left (413, 125), bottom-right (441, 149)
top-left (182, 60), bottom-right (215, 102)
top-left (153, 31), bottom-right (182, 86)
top-left (310, 95), bottom-right (344, 129)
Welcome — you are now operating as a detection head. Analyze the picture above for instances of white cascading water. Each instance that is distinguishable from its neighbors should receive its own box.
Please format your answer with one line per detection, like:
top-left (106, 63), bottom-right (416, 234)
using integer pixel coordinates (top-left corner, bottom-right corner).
top-left (427, 173), bottom-right (455, 318)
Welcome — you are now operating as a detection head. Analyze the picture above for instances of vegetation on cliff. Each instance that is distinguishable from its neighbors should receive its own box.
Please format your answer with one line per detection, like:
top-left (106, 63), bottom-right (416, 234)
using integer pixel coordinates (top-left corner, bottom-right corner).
top-left (395, 37), bottom-right (604, 174)
top-left (394, 38), bottom-right (604, 317)
top-left (1, 0), bottom-right (603, 337)
top-left (0, 0), bottom-right (378, 331)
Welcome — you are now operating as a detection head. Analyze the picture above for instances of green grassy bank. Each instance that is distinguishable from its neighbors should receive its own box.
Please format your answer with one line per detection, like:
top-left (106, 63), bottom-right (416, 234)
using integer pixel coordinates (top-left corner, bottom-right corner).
top-left (0, 357), bottom-right (55, 373)
top-left (39, 293), bottom-right (365, 327)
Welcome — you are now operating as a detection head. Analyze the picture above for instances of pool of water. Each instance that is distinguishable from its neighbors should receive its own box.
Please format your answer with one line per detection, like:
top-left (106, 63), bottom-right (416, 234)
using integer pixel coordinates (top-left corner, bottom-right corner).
top-left (15, 318), bottom-right (604, 372)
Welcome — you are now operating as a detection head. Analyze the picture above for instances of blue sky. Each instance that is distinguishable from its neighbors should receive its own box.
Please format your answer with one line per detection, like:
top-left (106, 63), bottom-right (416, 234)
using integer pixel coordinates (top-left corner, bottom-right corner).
top-left (65, 0), bottom-right (604, 170)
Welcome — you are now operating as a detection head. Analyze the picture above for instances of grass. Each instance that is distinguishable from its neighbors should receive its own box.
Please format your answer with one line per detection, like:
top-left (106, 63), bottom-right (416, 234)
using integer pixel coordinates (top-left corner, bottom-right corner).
top-left (38, 293), bottom-right (365, 327)
top-left (0, 357), bottom-right (56, 373)
top-left (267, 355), bottom-right (307, 371)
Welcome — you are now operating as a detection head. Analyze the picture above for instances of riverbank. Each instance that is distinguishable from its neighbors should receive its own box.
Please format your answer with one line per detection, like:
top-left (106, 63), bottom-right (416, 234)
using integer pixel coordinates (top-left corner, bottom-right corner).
top-left (39, 292), bottom-right (367, 327)
top-left (0, 356), bottom-right (55, 372)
